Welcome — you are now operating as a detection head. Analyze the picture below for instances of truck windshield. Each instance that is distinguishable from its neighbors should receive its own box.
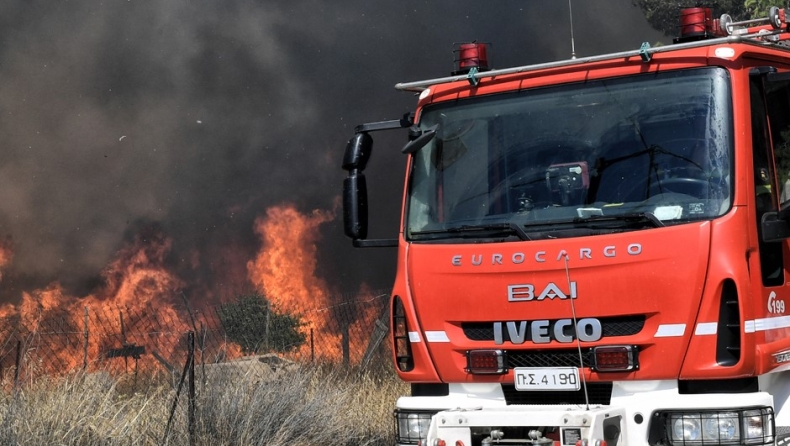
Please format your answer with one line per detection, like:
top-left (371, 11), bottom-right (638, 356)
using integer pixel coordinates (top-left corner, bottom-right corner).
top-left (406, 68), bottom-right (732, 241)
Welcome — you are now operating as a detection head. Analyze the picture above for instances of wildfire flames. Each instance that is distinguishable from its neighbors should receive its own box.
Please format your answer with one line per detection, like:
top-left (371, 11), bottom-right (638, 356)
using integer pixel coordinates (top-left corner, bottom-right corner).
top-left (0, 202), bottom-right (381, 377)
top-left (247, 204), bottom-right (381, 362)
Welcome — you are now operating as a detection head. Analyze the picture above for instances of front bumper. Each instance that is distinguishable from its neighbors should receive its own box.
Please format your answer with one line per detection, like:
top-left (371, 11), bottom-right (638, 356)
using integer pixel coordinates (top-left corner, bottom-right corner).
top-left (395, 381), bottom-right (775, 446)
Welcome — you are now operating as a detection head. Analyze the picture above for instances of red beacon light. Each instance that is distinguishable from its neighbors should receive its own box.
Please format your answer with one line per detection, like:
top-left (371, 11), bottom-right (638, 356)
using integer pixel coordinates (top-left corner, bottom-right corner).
top-left (675, 7), bottom-right (725, 43)
top-left (675, 5), bottom-right (790, 43)
top-left (452, 42), bottom-right (490, 76)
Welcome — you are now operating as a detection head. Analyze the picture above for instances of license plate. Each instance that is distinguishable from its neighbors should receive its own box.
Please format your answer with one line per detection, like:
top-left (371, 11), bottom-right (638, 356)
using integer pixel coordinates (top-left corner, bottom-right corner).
top-left (514, 367), bottom-right (580, 391)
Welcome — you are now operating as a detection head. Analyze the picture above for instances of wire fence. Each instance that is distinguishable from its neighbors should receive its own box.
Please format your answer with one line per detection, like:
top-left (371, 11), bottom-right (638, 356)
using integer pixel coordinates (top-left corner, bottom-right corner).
top-left (0, 291), bottom-right (400, 445)
top-left (0, 290), bottom-right (393, 384)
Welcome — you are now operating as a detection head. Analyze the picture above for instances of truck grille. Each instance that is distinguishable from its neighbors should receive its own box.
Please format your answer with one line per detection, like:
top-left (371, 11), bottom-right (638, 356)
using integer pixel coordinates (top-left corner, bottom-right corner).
top-left (506, 348), bottom-right (594, 368)
top-left (502, 382), bottom-right (612, 405)
top-left (462, 315), bottom-right (645, 341)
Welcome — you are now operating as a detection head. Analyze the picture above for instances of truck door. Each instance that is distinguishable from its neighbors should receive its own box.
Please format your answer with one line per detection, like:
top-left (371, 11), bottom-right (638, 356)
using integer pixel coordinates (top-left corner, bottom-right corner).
top-left (749, 67), bottom-right (790, 343)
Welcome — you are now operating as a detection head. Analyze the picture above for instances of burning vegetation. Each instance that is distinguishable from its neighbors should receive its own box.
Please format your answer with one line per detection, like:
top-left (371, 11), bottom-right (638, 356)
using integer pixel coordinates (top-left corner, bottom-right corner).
top-left (0, 203), bottom-right (384, 378)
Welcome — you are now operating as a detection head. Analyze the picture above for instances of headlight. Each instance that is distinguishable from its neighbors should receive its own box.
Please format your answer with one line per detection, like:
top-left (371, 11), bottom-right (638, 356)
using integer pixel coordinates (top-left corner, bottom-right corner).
top-left (656, 407), bottom-right (774, 446)
top-left (670, 412), bottom-right (740, 443)
top-left (394, 410), bottom-right (434, 445)
top-left (702, 412), bottom-right (739, 442)
top-left (671, 415), bottom-right (702, 442)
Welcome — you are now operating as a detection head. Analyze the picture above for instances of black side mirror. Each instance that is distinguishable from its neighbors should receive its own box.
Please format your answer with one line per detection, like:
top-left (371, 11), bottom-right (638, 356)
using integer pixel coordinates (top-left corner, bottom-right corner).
top-left (343, 172), bottom-right (368, 239)
top-left (342, 133), bottom-right (373, 171)
top-left (342, 133), bottom-right (373, 240)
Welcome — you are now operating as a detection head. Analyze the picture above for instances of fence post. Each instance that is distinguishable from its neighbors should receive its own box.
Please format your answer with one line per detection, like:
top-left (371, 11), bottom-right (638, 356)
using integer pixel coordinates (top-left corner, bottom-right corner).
top-left (199, 322), bottom-right (206, 388)
top-left (361, 315), bottom-right (390, 370)
top-left (264, 302), bottom-right (270, 352)
top-left (13, 340), bottom-right (21, 390)
top-left (188, 331), bottom-right (196, 446)
top-left (83, 306), bottom-right (89, 371)
top-left (342, 324), bottom-right (350, 367)
top-left (163, 331), bottom-right (196, 445)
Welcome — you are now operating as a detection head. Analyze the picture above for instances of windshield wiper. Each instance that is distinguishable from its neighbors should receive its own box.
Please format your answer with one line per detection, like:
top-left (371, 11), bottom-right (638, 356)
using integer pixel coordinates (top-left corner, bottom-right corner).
top-left (517, 211), bottom-right (664, 231)
top-left (572, 211), bottom-right (664, 227)
top-left (411, 222), bottom-right (531, 241)
top-left (411, 212), bottom-right (661, 241)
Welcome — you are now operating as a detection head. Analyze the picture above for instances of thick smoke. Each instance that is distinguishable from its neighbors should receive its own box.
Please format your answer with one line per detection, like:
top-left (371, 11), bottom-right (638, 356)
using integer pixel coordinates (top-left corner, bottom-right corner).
top-left (0, 1), bottom-right (666, 303)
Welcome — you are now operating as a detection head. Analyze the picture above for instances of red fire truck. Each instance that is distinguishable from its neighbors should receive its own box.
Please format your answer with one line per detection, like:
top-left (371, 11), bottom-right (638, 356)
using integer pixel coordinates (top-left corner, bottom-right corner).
top-left (343, 6), bottom-right (790, 446)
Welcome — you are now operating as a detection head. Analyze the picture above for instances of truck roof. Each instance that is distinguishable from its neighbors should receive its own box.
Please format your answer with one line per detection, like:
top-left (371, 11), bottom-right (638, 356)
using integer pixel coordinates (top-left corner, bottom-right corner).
top-left (395, 23), bottom-right (790, 93)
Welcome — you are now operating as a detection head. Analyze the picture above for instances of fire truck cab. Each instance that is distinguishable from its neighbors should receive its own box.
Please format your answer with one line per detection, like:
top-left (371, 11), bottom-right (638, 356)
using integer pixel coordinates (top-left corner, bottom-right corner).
top-left (343, 6), bottom-right (790, 446)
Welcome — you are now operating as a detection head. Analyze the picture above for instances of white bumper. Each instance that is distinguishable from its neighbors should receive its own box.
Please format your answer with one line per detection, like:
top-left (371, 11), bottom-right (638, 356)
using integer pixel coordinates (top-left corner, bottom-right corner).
top-left (396, 381), bottom-right (775, 446)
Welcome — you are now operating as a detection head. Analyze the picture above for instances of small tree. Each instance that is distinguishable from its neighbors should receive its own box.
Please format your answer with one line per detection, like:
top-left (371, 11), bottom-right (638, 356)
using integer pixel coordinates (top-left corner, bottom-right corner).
top-left (217, 293), bottom-right (306, 354)
top-left (743, 0), bottom-right (779, 19)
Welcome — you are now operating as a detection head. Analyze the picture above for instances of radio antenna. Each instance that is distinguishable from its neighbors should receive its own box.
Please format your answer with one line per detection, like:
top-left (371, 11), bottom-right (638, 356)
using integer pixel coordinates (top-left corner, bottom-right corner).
top-left (564, 255), bottom-right (589, 410)
top-left (568, 0), bottom-right (577, 59)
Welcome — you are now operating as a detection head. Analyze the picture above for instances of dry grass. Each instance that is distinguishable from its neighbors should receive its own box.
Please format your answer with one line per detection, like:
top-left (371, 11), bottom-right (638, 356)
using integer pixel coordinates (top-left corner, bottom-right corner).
top-left (0, 362), bottom-right (408, 446)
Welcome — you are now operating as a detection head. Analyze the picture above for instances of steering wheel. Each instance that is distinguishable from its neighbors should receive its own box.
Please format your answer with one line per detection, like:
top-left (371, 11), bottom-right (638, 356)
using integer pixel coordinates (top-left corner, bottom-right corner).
top-left (615, 137), bottom-right (713, 200)
top-left (625, 176), bottom-right (711, 201)
top-left (651, 177), bottom-right (710, 195)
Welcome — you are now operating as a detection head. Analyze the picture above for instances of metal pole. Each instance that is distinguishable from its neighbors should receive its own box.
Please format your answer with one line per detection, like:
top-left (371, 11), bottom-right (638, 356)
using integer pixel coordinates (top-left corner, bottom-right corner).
top-left (264, 303), bottom-right (270, 352)
top-left (119, 311), bottom-right (128, 373)
top-left (13, 340), bottom-right (21, 390)
top-left (188, 331), bottom-right (195, 446)
top-left (83, 306), bottom-right (89, 371)
top-left (199, 322), bottom-right (206, 389)
top-left (342, 324), bottom-right (350, 367)
top-left (163, 334), bottom-right (194, 445)
top-left (394, 34), bottom-right (761, 92)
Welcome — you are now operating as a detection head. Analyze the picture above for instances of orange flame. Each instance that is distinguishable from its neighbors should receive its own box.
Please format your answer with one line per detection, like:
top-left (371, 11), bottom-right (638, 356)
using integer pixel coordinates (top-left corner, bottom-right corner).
top-left (0, 230), bottom-right (205, 376)
top-left (247, 205), bottom-right (334, 311)
top-left (247, 203), bottom-right (381, 363)
top-left (1, 201), bottom-right (380, 378)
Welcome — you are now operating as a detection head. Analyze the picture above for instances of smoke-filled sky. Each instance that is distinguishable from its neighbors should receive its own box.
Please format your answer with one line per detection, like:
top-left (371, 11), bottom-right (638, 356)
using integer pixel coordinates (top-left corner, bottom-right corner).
top-left (0, 1), bottom-right (667, 303)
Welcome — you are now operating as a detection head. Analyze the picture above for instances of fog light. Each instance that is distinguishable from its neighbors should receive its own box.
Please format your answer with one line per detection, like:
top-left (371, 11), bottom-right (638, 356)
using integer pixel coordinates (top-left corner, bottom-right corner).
top-left (395, 410), bottom-right (434, 445)
top-left (466, 350), bottom-right (506, 374)
top-left (743, 408), bottom-right (774, 444)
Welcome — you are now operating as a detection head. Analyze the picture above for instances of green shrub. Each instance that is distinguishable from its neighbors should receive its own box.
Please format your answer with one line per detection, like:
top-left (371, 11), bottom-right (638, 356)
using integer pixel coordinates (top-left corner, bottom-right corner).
top-left (217, 293), bottom-right (306, 354)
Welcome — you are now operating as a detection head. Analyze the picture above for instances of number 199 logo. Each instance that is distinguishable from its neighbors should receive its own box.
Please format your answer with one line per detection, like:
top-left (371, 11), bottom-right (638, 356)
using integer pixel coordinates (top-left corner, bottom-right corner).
top-left (768, 291), bottom-right (786, 314)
